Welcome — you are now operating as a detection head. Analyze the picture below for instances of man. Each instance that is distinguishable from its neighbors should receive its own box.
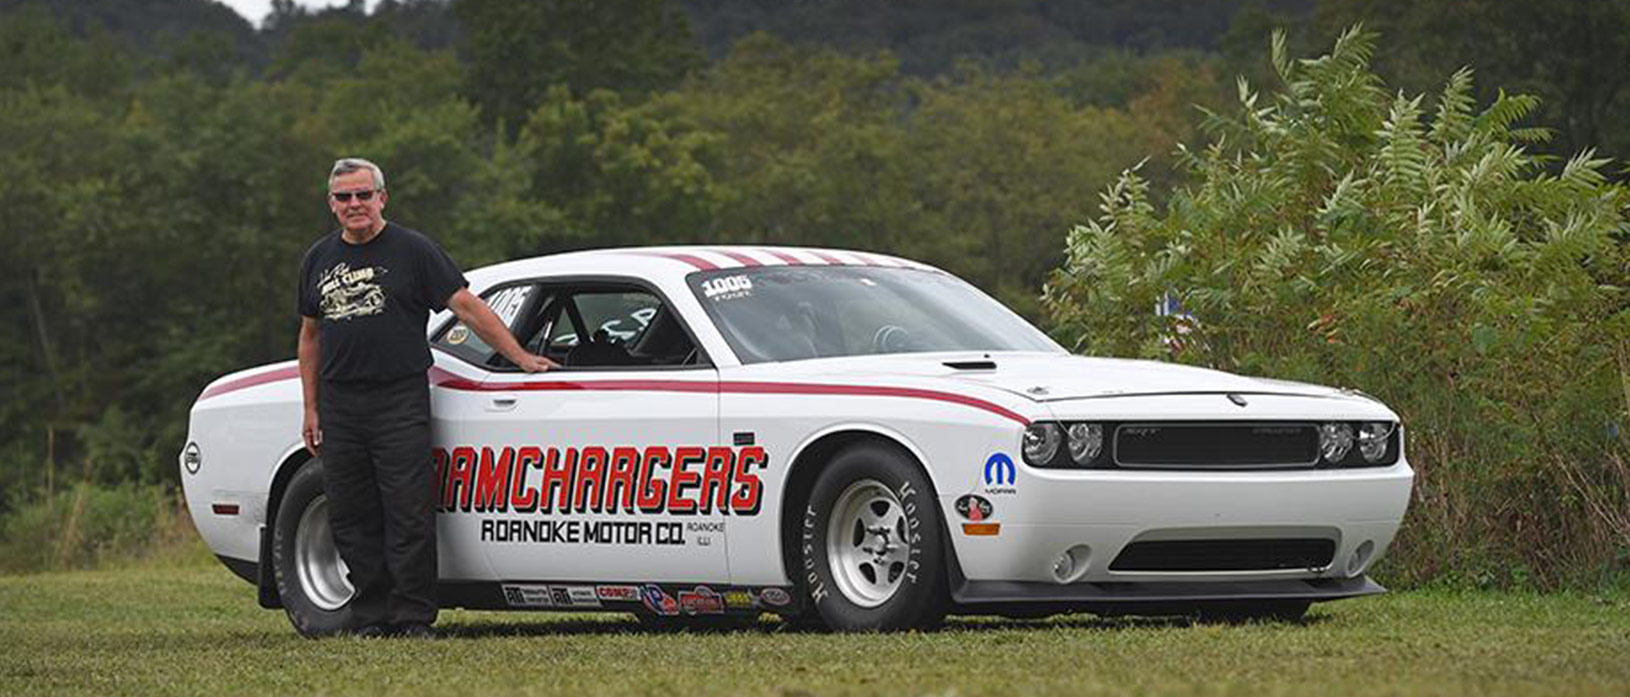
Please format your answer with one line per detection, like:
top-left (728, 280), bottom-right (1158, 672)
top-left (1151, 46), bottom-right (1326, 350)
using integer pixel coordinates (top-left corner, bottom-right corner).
top-left (297, 158), bottom-right (555, 638)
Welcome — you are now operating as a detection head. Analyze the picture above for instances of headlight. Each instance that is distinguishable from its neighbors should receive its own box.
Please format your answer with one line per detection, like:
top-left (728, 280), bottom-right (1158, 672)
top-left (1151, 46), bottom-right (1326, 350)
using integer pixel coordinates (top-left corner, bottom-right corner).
top-left (1065, 423), bottom-right (1104, 465)
top-left (1358, 422), bottom-right (1395, 462)
top-left (1022, 423), bottom-right (1061, 465)
top-left (1318, 422), bottom-right (1354, 463)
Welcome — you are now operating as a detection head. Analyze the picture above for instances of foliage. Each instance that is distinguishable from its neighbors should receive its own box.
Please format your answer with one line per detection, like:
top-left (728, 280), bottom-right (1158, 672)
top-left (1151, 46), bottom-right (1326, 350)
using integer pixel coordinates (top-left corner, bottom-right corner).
top-left (1046, 27), bottom-right (1630, 588)
top-left (453, 0), bottom-right (702, 130)
top-left (0, 483), bottom-right (197, 573)
top-left (1307, 0), bottom-right (1630, 164)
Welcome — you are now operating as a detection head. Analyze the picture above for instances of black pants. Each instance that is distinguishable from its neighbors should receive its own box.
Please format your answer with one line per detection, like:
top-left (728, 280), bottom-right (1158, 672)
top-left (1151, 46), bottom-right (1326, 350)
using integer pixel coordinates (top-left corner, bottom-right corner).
top-left (319, 374), bottom-right (437, 627)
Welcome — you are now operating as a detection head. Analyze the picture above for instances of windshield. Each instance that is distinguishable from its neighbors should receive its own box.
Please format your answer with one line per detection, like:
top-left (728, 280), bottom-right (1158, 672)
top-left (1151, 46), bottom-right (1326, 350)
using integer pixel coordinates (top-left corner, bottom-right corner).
top-left (688, 265), bottom-right (1061, 364)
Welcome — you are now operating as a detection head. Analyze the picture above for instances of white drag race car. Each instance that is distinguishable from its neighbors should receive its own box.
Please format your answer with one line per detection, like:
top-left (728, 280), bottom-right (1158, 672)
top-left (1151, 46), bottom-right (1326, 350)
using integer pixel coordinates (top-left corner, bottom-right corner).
top-left (181, 246), bottom-right (1414, 635)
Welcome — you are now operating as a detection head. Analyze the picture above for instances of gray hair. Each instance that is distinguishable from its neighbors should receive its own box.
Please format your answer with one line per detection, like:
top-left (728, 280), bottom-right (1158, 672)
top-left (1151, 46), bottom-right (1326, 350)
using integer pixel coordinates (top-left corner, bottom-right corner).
top-left (328, 157), bottom-right (386, 190)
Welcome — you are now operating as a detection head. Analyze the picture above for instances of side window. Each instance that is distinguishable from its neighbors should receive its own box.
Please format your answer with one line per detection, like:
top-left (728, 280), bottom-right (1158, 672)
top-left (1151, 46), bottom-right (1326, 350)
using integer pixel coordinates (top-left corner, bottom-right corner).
top-left (432, 284), bottom-right (539, 368)
top-left (523, 285), bottom-right (704, 370)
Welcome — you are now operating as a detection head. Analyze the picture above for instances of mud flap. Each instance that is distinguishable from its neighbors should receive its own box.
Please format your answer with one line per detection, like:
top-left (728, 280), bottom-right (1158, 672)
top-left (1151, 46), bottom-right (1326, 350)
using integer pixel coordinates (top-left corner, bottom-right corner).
top-left (257, 525), bottom-right (282, 609)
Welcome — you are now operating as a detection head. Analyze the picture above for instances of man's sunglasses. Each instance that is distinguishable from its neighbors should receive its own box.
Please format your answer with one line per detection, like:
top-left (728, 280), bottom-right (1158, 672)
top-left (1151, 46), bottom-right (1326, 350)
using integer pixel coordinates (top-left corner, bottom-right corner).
top-left (331, 189), bottom-right (379, 202)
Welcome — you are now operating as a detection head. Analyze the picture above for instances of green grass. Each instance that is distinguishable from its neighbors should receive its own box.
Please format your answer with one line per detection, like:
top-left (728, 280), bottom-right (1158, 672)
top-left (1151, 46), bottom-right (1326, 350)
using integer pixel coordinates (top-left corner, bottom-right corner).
top-left (2, 562), bottom-right (1628, 697)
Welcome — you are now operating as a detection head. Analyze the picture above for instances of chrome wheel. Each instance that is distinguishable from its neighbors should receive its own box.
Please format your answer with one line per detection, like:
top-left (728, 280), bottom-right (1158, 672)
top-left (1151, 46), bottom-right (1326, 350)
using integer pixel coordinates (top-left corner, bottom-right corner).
top-left (825, 478), bottom-right (912, 608)
top-left (294, 495), bottom-right (353, 611)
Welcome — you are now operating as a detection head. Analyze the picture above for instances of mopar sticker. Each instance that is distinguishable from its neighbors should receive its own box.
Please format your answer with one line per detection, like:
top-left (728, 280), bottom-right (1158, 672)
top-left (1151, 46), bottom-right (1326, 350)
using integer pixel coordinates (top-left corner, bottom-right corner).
top-left (954, 494), bottom-right (994, 521)
top-left (982, 453), bottom-right (1016, 495)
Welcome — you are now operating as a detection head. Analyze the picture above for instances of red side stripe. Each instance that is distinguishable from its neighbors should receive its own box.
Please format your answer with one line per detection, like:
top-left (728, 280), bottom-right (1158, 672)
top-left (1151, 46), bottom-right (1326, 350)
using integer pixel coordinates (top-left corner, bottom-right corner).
top-left (720, 381), bottom-right (1030, 424)
top-left (765, 250), bottom-right (805, 265)
top-left (714, 249), bottom-right (763, 267)
top-left (456, 378), bottom-right (1028, 424)
top-left (196, 366), bottom-right (301, 401)
top-left (810, 251), bottom-right (846, 265)
top-left (201, 367), bottom-right (1029, 424)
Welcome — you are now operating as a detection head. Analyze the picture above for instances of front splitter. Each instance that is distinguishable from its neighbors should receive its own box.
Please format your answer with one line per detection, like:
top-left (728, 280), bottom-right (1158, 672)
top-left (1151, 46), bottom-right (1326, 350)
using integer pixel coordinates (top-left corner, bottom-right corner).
top-left (953, 575), bottom-right (1384, 615)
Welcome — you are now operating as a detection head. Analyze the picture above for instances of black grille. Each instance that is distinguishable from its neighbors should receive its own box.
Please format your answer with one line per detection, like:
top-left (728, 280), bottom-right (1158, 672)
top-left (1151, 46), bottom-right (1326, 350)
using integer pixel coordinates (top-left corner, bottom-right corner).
top-left (1109, 538), bottom-right (1336, 572)
top-left (1115, 423), bottom-right (1318, 468)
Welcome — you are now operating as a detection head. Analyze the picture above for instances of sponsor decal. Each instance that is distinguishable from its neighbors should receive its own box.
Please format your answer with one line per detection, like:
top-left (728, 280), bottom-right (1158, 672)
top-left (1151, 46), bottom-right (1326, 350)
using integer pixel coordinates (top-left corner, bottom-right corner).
top-left (641, 584), bottom-right (679, 616)
top-left (700, 275), bottom-right (753, 301)
top-left (480, 519), bottom-right (687, 546)
top-left (678, 586), bottom-right (726, 615)
top-left (553, 586), bottom-right (601, 608)
top-left (982, 452), bottom-right (1017, 495)
top-left (758, 587), bottom-right (792, 607)
top-left (501, 584), bottom-right (553, 608)
top-left (484, 286), bottom-right (533, 326)
top-left (723, 590), bottom-right (756, 610)
top-left (595, 585), bottom-right (641, 602)
top-left (445, 325), bottom-right (470, 345)
top-left (954, 494), bottom-right (993, 522)
top-left (182, 442), bottom-right (201, 475)
top-left (434, 445), bottom-right (768, 517)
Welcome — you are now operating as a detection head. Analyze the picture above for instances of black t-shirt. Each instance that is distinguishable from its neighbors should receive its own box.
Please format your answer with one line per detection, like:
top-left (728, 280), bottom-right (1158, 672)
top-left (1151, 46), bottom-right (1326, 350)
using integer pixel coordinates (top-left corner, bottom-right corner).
top-left (298, 222), bottom-right (467, 383)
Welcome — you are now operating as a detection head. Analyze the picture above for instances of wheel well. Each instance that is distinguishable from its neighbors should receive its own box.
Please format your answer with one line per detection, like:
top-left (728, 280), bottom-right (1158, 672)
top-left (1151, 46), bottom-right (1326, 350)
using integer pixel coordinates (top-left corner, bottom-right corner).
top-left (266, 450), bottom-right (312, 542)
top-left (777, 430), bottom-right (940, 600)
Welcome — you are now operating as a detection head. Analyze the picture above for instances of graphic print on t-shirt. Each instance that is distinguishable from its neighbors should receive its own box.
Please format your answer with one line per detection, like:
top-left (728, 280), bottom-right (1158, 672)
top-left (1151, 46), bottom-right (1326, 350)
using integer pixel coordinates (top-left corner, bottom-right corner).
top-left (317, 262), bottom-right (389, 321)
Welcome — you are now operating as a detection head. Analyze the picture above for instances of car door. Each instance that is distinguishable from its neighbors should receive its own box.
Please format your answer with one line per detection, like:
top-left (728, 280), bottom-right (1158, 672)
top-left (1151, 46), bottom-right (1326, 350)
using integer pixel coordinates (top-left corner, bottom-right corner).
top-left (450, 279), bottom-right (729, 586)
top-left (427, 283), bottom-right (541, 582)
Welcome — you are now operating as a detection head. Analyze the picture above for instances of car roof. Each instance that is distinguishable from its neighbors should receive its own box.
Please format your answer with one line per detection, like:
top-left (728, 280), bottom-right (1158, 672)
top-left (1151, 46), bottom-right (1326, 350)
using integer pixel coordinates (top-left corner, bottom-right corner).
top-left (464, 245), bottom-right (943, 290)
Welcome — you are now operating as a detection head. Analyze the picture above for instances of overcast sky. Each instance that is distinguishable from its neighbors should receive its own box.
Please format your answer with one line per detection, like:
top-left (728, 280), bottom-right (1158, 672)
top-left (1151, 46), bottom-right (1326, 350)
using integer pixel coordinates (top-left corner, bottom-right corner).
top-left (214, 0), bottom-right (382, 27)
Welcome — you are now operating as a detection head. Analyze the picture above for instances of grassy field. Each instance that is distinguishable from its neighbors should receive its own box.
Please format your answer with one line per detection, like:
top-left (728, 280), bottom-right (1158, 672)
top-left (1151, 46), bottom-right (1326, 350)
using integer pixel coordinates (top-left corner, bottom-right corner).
top-left (2, 562), bottom-right (1628, 697)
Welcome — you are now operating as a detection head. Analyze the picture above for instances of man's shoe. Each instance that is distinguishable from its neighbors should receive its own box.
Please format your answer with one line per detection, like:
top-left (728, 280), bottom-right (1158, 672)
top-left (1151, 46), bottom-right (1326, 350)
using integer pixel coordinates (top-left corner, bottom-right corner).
top-left (396, 622), bottom-right (436, 639)
top-left (353, 624), bottom-right (390, 638)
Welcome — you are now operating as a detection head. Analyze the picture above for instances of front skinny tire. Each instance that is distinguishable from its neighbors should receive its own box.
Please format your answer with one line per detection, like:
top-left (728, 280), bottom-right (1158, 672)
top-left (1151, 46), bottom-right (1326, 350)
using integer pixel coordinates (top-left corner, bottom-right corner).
top-left (799, 443), bottom-right (948, 631)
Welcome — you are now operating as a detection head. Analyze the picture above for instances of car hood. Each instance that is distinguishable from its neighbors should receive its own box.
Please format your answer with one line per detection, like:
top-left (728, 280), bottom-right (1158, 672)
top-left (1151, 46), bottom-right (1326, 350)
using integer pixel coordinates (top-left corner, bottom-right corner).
top-left (769, 352), bottom-right (1357, 403)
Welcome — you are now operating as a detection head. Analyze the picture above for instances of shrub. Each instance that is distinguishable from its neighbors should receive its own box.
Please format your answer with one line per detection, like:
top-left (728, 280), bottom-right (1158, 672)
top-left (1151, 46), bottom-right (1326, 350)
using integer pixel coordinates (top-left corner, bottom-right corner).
top-left (1044, 27), bottom-right (1630, 588)
top-left (0, 483), bottom-right (204, 573)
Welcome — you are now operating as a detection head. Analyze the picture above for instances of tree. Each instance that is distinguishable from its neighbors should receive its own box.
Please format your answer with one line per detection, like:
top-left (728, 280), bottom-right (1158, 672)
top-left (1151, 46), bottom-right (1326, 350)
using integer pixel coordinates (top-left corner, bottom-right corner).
top-left (453, 0), bottom-right (701, 130)
top-left (1045, 27), bottom-right (1630, 587)
top-left (1308, 0), bottom-right (1630, 163)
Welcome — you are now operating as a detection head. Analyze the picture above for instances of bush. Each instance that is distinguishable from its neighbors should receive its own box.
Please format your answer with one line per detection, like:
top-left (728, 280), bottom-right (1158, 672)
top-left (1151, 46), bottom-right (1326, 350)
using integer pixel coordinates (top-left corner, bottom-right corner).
top-left (1044, 27), bottom-right (1630, 588)
top-left (0, 483), bottom-right (205, 573)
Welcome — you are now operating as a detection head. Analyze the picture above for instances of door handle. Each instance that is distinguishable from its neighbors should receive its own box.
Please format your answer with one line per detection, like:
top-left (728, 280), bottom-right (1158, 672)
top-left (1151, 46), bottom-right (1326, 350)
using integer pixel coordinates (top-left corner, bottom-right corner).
top-left (487, 396), bottom-right (518, 412)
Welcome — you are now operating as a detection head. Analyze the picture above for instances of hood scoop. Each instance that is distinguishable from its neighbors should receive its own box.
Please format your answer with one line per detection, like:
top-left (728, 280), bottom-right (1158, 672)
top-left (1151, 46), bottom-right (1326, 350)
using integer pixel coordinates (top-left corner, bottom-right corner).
top-left (943, 360), bottom-right (997, 371)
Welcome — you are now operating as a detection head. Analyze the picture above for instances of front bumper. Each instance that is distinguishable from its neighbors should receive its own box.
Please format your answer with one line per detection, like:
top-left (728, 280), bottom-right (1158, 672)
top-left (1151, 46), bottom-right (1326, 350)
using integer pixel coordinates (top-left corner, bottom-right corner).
top-left (944, 460), bottom-right (1414, 586)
